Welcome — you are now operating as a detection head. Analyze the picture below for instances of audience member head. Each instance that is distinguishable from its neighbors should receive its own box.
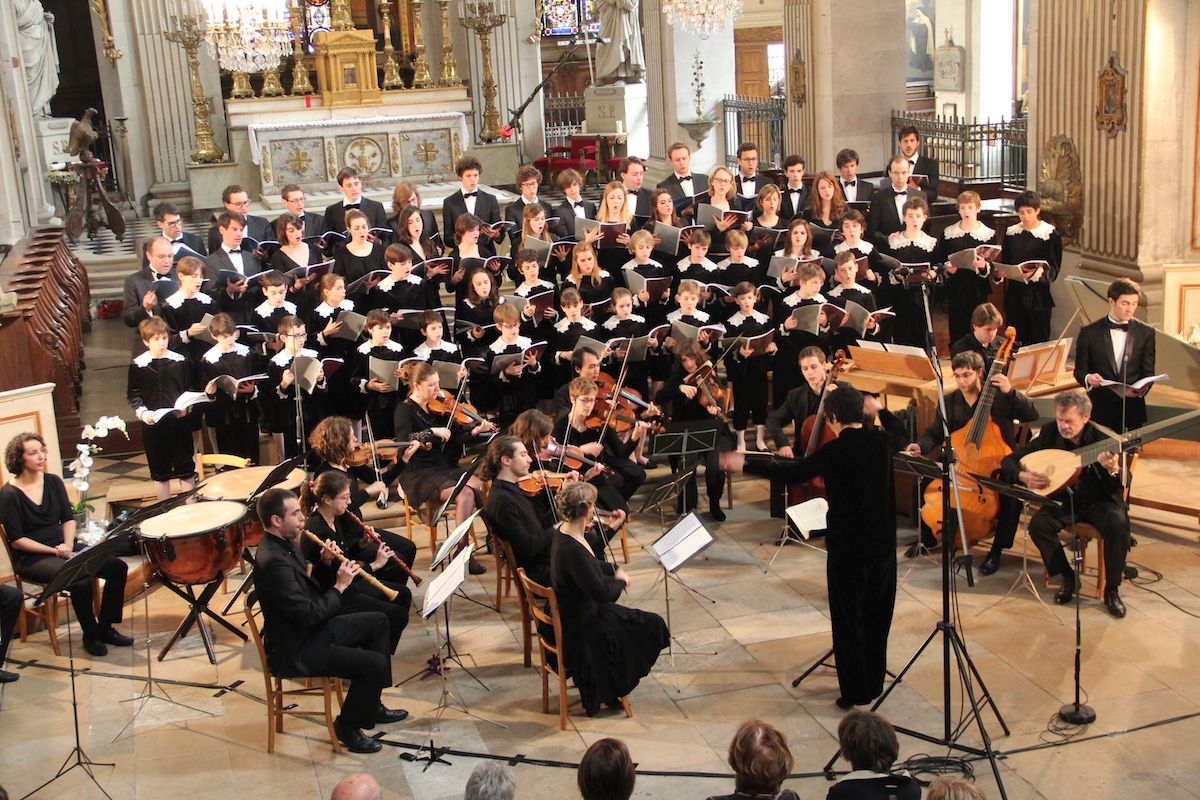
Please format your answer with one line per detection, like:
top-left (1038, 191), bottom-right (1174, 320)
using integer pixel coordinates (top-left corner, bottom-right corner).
top-left (726, 719), bottom-right (793, 796)
top-left (329, 772), bottom-right (382, 800)
top-left (463, 761), bottom-right (515, 800)
top-left (926, 777), bottom-right (988, 800)
top-left (838, 709), bottom-right (900, 773)
top-left (577, 737), bottom-right (635, 800)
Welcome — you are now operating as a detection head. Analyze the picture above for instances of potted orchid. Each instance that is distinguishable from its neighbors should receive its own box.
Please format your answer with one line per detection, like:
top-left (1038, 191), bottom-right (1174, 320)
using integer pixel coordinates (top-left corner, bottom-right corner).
top-left (69, 415), bottom-right (129, 544)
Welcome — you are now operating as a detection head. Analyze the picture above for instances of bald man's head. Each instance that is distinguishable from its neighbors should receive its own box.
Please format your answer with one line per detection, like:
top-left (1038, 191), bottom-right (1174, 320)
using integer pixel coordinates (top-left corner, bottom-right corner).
top-left (330, 773), bottom-right (381, 800)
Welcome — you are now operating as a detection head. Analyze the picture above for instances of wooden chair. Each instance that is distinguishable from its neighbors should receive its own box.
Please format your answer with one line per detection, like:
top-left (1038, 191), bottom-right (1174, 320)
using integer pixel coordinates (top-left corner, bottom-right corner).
top-left (0, 523), bottom-right (66, 656)
top-left (517, 568), bottom-right (632, 730)
top-left (478, 511), bottom-right (514, 611)
top-left (243, 588), bottom-right (344, 753)
top-left (194, 453), bottom-right (252, 482)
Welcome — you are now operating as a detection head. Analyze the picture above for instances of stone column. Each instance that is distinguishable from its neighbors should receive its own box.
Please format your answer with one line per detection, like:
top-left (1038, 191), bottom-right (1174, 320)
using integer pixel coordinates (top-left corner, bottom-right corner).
top-left (782, 0), bottom-right (819, 165)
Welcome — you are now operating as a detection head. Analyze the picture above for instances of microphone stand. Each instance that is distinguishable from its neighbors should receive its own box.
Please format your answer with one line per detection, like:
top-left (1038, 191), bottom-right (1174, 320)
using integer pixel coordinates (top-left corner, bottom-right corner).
top-left (505, 39), bottom-right (593, 166)
top-left (1058, 488), bottom-right (1096, 725)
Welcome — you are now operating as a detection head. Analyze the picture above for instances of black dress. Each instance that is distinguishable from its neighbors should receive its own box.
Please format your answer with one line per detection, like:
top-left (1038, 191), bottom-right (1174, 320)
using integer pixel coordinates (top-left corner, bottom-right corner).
top-left (547, 533), bottom-right (668, 716)
top-left (393, 398), bottom-right (472, 509)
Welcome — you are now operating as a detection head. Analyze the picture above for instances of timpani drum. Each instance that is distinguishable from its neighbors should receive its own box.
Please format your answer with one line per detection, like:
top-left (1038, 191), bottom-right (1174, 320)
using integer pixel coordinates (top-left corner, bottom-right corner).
top-left (197, 466), bottom-right (305, 547)
top-left (138, 501), bottom-right (248, 586)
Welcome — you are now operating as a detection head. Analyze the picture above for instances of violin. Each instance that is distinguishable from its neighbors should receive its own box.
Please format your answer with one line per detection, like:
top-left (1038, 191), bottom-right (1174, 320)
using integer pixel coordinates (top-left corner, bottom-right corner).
top-left (346, 438), bottom-right (434, 468)
top-left (545, 440), bottom-right (613, 475)
top-left (428, 391), bottom-right (491, 429)
top-left (517, 470), bottom-right (574, 496)
top-left (683, 361), bottom-right (729, 414)
top-left (789, 351), bottom-right (846, 505)
top-left (595, 373), bottom-right (669, 424)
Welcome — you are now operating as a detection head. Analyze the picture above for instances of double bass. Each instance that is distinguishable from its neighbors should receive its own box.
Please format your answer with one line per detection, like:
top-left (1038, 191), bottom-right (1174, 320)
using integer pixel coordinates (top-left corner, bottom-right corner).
top-left (920, 327), bottom-right (1018, 546)
top-left (787, 352), bottom-right (846, 505)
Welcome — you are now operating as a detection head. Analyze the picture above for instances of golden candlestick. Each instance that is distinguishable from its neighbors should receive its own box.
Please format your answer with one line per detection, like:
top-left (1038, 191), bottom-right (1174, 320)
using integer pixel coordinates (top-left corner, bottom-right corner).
top-left (290, 0), bottom-right (314, 94)
top-left (164, 14), bottom-right (224, 164)
top-left (412, 0), bottom-right (433, 87)
top-left (261, 64), bottom-right (285, 96)
top-left (379, 0), bottom-right (405, 89)
top-left (331, 0), bottom-right (354, 31)
top-left (230, 70), bottom-right (255, 98)
top-left (459, 1), bottom-right (507, 143)
top-left (437, 0), bottom-right (462, 87)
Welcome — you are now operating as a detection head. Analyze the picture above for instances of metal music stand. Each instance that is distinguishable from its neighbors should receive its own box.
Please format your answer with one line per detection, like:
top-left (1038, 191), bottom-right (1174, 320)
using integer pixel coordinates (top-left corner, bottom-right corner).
top-left (970, 475), bottom-right (1064, 621)
top-left (648, 420), bottom-right (719, 513)
top-left (642, 511), bottom-right (718, 685)
top-left (24, 532), bottom-right (136, 800)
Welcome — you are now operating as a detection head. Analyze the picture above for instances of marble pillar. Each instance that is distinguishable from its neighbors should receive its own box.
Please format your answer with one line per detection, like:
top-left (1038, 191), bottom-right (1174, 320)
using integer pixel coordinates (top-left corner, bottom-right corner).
top-left (783, 0), bottom-right (906, 171)
top-left (641, 0), bottom-right (736, 179)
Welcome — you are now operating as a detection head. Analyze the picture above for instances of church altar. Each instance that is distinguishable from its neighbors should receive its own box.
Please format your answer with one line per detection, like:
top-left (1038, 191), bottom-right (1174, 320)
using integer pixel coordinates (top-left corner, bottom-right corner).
top-left (220, 89), bottom-right (473, 199)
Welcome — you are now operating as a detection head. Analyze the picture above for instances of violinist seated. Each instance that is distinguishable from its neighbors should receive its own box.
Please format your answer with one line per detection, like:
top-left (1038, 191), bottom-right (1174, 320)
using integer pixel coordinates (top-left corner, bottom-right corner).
top-left (486, 303), bottom-right (542, 432)
top-left (901, 350), bottom-right (1038, 572)
top-left (654, 342), bottom-right (731, 522)
top-left (301, 471), bottom-right (412, 654)
top-left (394, 362), bottom-right (498, 575)
top-left (553, 346), bottom-right (603, 418)
top-left (307, 416), bottom-right (420, 577)
top-left (1000, 389), bottom-right (1131, 618)
top-left (554, 377), bottom-right (649, 514)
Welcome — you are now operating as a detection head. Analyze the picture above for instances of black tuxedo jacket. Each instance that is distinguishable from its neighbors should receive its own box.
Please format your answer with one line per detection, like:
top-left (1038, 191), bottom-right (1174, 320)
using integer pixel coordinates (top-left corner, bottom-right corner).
top-left (324, 197), bottom-right (388, 234)
top-left (620, 186), bottom-right (653, 219)
top-left (254, 532), bottom-right (348, 677)
top-left (839, 177), bottom-right (874, 203)
top-left (553, 198), bottom-right (597, 239)
top-left (274, 212), bottom-right (328, 240)
top-left (207, 214), bottom-right (272, 254)
top-left (904, 154), bottom-right (940, 202)
top-left (734, 173), bottom-right (766, 200)
top-left (867, 185), bottom-right (923, 242)
top-left (780, 185), bottom-right (811, 220)
top-left (205, 249), bottom-right (264, 323)
top-left (657, 173), bottom-right (710, 202)
top-left (122, 264), bottom-right (177, 351)
top-left (1073, 317), bottom-right (1156, 430)
top-left (443, 189), bottom-right (501, 256)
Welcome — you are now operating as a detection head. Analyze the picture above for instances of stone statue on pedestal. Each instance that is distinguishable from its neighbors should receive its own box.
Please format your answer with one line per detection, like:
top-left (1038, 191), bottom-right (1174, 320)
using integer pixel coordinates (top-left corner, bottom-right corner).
top-left (15, 0), bottom-right (61, 116)
top-left (595, 0), bottom-right (645, 85)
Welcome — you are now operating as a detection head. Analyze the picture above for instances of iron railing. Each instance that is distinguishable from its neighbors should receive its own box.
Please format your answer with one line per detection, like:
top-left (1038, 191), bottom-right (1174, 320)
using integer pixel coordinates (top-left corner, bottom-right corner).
top-left (722, 95), bottom-right (786, 170)
top-left (543, 93), bottom-right (586, 152)
top-left (891, 111), bottom-right (1027, 190)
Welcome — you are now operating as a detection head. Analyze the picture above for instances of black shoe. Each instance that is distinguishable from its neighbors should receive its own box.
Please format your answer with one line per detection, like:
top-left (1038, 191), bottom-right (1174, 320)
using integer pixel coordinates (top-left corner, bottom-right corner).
top-left (334, 716), bottom-right (382, 753)
top-left (979, 554), bottom-right (1000, 576)
top-left (101, 626), bottom-right (134, 647)
top-left (82, 635), bottom-right (108, 657)
top-left (1104, 589), bottom-right (1126, 619)
top-left (1054, 582), bottom-right (1075, 605)
top-left (708, 501), bottom-right (726, 522)
top-left (0, 669), bottom-right (19, 683)
top-left (643, 459), bottom-right (661, 469)
top-left (468, 557), bottom-right (487, 576)
top-left (835, 696), bottom-right (857, 710)
top-left (375, 704), bottom-right (409, 725)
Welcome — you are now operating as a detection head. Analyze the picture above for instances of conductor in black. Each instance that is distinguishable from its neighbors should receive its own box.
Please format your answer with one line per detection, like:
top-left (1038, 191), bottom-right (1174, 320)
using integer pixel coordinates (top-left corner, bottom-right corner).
top-left (725, 386), bottom-right (896, 709)
top-left (253, 488), bottom-right (405, 753)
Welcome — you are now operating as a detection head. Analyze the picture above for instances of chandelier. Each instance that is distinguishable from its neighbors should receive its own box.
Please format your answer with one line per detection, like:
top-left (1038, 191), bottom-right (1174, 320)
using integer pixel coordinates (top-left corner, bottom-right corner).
top-left (196, 0), bottom-right (292, 73)
top-left (661, 0), bottom-right (743, 39)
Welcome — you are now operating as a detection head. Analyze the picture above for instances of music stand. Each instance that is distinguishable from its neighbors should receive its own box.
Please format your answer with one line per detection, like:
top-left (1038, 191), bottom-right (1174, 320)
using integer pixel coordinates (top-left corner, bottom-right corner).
top-left (643, 512), bottom-right (718, 685)
top-left (971, 476), bottom-right (1064, 621)
top-left (649, 420), bottom-right (719, 513)
top-left (767, 497), bottom-right (828, 572)
top-left (25, 533), bottom-right (135, 800)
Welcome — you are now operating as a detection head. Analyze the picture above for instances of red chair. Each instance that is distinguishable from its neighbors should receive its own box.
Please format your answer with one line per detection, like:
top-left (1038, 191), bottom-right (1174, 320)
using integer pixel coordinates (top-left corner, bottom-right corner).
top-left (533, 145), bottom-right (571, 184)
top-left (553, 136), bottom-right (599, 186)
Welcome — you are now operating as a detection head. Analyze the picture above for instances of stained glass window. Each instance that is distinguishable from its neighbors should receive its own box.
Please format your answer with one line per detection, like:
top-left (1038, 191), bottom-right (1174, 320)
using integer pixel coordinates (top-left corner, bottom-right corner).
top-left (542, 0), bottom-right (599, 37)
top-left (304, 0), bottom-right (332, 51)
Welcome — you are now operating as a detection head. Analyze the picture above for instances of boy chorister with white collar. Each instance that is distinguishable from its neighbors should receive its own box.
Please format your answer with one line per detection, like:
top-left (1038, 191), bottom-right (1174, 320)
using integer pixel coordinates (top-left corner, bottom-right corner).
top-left (354, 309), bottom-right (406, 438)
top-left (487, 303), bottom-right (541, 430)
top-left (724, 282), bottom-right (776, 452)
top-left (263, 315), bottom-right (324, 459)
top-left (199, 313), bottom-right (263, 462)
top-left (252, 270), bottom-right (296, 341)
top-left (160, 256), bottom-right (219, 369)
top-left (128, 317), bottom-right (197, 500)
top-left (369, 243), bottom-right (435, 349)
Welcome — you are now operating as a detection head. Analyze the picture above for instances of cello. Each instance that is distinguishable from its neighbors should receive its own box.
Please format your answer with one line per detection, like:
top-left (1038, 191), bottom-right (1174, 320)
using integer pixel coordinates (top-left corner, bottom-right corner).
top-left (920, 327), bottom-right (1018, 546)
top-left (788, 351), bottom-right (846, 504)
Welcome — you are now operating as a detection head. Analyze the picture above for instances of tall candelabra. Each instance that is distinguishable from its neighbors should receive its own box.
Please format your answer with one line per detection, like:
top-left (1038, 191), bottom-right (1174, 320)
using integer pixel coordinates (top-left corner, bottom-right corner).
top-left (289, 0), bottom-right (314, 94)
top-left (437, 0), bottom-right (462, 87)
top-left (165, 14), bottom-right (225, 163)
top-left (379, 0), bottom-right (405, 89)
top-left (412, 0), bottom-right (433, 87)
top-left (331, 0), bottom-right (354, 31)
top-left (459, 1), bottom-right (509, 142)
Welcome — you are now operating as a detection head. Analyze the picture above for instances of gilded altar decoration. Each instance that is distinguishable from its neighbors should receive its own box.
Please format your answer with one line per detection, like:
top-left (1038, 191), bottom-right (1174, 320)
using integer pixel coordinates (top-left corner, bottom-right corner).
top-left (286, 148), bottom-right (313, 176)
top-left (389, 135), bottom-right (402, 175)
top-left (1095, 51), bottom-right (1127, 137)
top-left (261, 145), bottom-right (273, 184)
top-left (415, 139), bottom-right (440, 166)
top-left (88, 0), bottom-right (123, 65)
top-left (789, 49), bottom-right (807, 108)
top-left (451, 129), bottom-right (462, 163)
top-left (165, 13), bottom-right (224, 163)
top-left (344, 136), bottom-right (385, 176)
top-left (325, 140), bottom-right (338, 180)
top-left (1037, 134), bottom-right (1083, 246)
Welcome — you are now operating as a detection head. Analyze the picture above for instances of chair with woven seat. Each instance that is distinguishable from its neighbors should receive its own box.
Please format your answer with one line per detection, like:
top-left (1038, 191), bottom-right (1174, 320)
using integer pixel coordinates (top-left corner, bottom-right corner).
top-left (517, 567), bottom-right (632, 730)
top-left (1, 523), bottom-right (70, 656)
top-left (243, 588), bottom-right (344, 753)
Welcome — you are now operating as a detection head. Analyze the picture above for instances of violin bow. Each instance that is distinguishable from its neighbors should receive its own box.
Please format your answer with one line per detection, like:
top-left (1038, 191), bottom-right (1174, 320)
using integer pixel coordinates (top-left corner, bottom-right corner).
top-left (597, 334), bottom-right (637, 444)
top-left (362, 410), bottom-right (389, 508)
top-left (440, 377), bottom-right (471, 451)
top-left (532, 449), bottom-right (561, 523)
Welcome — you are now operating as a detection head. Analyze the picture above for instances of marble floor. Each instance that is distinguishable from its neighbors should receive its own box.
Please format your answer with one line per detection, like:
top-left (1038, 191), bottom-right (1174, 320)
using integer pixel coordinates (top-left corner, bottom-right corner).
top-left (2, 463), bottom-right (1200, 800)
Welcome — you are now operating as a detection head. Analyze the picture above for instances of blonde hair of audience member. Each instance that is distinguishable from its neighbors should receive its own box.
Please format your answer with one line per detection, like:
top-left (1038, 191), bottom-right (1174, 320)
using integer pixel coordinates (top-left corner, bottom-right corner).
top-left (726, 718), bottom-right (794, 796)
top-left (577, 737), bottom-right (635, 800)
top-left (926, 776), bottom-right (988, 800)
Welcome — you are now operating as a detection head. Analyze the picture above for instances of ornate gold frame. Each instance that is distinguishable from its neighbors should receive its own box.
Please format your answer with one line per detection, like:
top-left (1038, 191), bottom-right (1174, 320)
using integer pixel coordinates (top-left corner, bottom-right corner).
top-left (1095, 51), bottom-right (1127, 137)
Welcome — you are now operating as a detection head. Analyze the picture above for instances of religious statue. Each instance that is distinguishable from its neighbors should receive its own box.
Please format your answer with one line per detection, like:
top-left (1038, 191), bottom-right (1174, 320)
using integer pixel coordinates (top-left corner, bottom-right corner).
top-left (68, 108), bottom-right (100, 162)
top-left (595, 0), bottom-right (645, 85)
top-left (15, 0), bottom-right (61, 115)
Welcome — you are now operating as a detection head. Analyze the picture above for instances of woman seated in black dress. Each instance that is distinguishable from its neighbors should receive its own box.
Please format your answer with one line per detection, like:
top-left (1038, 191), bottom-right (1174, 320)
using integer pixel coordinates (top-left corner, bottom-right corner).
top-left (548, 481), bottom-right (668, 717)
top-left (307, 415), bottom-right (418, 575)
top-left (0, 433), bottom-right (132, 657)
top-left (705, 719), bottom-right (800, 800)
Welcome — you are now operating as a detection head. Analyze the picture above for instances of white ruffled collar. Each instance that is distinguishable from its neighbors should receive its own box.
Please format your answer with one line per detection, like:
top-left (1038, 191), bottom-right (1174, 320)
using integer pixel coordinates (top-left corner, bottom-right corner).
top-left (314, 299), bottom-right (354, 317)
top-left (202, 343), bottom-right (250, 363)
top-left (133, 350), bottom-right (185, 367)
top-left (784, 291), bottom-right (825, 307)
top-left (255, 299), bottom-right (296, 318)
top-left (555, 316), bottom-right (595, 332)
top-left (1007, 219), bottom-right (1055, 240)
top-left (667, 308), bottom-right (709, 322)
top-left (165, 290), bottom-right (211, 309)
top-left (489, 335), bottom-right (532, 353)
top-left (271, 347), bottom-right (317, 366)
top-left (887, 231), bottom-right (938, 252)
top-left (726, 310), bottom-right (769, 326)
top-left (943, 221), bottom-right (995, 242)
top-left (676, 257), bottom-right (719, 273)
top-left (834, 240), bottom-right (873, 254)
top-left (603, 313), bottom-right (646, 329)
top-left (358, 339), bottom-right (403, 354)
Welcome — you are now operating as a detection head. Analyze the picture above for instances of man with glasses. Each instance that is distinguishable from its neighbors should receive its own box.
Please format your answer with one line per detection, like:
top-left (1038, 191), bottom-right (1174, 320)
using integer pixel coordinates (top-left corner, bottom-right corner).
top-left (503, 165), bottom-right (554, 251)
top-left (153, 202), bottom-right (206, 261)
top-left (734, 142), bottom-right (761, 199)
top-left (206, 184), bottom-right (272, 253)
top-left (122, 235), bottom-right (177, 350)
top-left (277, 183), bottom-right (328, 240)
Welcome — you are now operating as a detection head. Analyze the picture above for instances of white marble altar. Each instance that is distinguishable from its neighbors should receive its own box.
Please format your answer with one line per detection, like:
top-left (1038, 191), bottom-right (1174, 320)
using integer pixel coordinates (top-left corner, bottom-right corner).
top-left (585, 82), bottom-right (650, 163)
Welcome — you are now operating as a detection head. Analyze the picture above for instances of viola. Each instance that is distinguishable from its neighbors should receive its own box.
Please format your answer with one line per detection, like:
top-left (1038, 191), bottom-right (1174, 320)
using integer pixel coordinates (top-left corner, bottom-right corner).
top-left (346, 438), bottom-right (433, 468)
top-left (595, 372), bottom-right (669, 424)
top-left (545, 440), bottom-right (613, 475)
top-left (427, 391), bottom-right (490, 428)
top-left (920, 327), bottom-right (1018, 548)
top-left (517, 470), bottom-right (574, 496)
top-left (683, 361), bottom-right (729, 415)
top-left (789, 352), bottom-right (847, 504)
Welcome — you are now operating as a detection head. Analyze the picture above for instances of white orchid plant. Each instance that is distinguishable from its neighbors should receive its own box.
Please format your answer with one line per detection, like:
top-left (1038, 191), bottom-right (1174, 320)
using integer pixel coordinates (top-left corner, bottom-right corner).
top-left (68, 416), bottom-right (129, 540)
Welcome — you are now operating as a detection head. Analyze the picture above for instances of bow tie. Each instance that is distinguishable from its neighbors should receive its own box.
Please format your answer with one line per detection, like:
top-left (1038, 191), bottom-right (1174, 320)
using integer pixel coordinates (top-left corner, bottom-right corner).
top-left (1107, 319), bottom-right (1130, 332)
top-left (677, 175), bottom-right (692, 182)
top-left (789, 188), bottom-right (801, 194)
top-left (843, 180), bottom-right (856, 187)
top-left (463, 191), bottom-right (477, 198)
top-left (297, 214), bottom-right (305, 221)
top-left (571, 201), bottom-right (583, 208)
top-left (170, 237), bottom-right (183, 243)
top-left (226, 248), bottom-right (240, 255)
top-left (627, 189), bottom-right (638, 196)
top-left (344, 203), bottom-right (360, 209)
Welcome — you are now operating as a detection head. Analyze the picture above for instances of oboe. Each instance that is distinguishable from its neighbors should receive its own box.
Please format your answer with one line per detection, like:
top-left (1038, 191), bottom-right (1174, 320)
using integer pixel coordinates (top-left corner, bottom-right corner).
top-left (346, 510), bottom-right (424, 587)
top-left (303, 530), bottom-right (400, 601)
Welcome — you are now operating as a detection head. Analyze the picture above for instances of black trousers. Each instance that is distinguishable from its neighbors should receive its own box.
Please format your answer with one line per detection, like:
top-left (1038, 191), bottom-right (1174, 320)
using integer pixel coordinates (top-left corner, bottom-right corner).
top-left (828, 554), bottom-right (896, 704)
top-left (214, 419), bottom-right (260, 463)
top-left (590, 456), bottom-right (646, 513)
top-left (1029, 498), bottom-right (1129, 590)
top-left (670, 451), bottom-right (724, 510)
top-left (300, 611), bottom-right (392, 729)
top-left (18, 547), bottom-right (128, 638)
top-left (0, 583), bottom-right (20, 665)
